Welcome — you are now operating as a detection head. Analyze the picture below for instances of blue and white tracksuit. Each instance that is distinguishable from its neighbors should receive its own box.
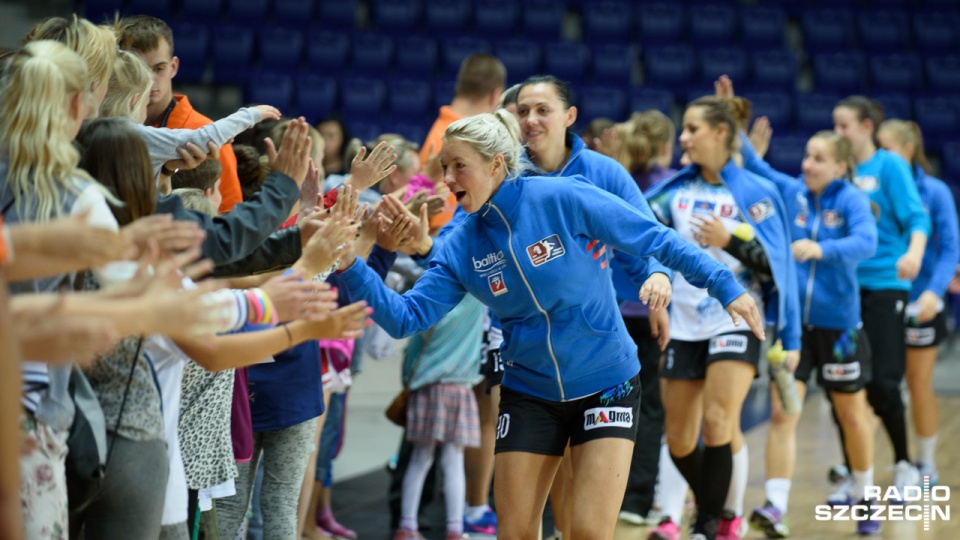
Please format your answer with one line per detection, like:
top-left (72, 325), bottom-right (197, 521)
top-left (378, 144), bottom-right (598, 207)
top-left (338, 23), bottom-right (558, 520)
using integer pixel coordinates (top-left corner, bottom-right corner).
top-left (645, 160), bottom-right (801, 351)
top-left (340, 174), bottom-right (746, 402)
top-left (740, 136), bottom-right (878, 330)
top-left (909, 166), bottom-right (959, 304)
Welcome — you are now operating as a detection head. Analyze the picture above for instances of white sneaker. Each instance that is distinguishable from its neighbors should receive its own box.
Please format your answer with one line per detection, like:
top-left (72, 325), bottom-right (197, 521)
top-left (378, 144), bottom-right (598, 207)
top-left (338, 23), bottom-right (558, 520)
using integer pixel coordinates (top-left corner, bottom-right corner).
top-left (892, 460), bottom-right (921, 504)
top-left (826, 475), bottom-right (855, 506)
top-left (618, 511), bottom-right (645, 526)
top-left (917, 462), bottom-right (940, 486)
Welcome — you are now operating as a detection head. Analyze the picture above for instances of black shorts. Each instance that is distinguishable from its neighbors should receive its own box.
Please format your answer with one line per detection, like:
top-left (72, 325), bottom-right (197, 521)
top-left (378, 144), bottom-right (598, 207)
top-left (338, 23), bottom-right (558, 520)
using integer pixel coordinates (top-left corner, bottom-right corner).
top-left (480, 348), bottom-right (504, 393)
top-left (795, 327), bottom-right (872, 393)
top-left (906, 310), bottom-right (947, 349)
top-left (495, 374), bottom-right (641, 456)
top-left (660, 331), bottom-right (761, 380)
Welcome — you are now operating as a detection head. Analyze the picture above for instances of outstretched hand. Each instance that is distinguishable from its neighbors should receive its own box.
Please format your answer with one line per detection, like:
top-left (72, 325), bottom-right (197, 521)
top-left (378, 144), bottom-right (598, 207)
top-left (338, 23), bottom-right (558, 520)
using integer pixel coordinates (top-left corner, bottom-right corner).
top-left (347, 141), bottom-right (398, 192)
top-left (749, 116), bottom-right (773, 159)
top-left (639, 272), bottom-right (672, 312)
top-left (265, 117), bottom-right (313, 186)
top-left (725, 293), bottom-right (765, 341)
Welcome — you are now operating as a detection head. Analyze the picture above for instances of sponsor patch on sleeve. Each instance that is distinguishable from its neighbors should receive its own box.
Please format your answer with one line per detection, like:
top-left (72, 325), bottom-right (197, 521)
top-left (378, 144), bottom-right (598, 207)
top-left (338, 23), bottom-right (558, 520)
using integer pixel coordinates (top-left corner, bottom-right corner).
top-left (748, 198), bottom-right (776, 223)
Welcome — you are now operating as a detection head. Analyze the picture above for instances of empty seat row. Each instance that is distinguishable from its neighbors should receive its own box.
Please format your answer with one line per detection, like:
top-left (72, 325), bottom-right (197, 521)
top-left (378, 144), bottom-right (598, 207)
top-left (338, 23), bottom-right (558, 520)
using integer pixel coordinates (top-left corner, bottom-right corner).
top-left (813, 52), bottom-right (960, 94)
top-left (803, 8), bottom-right (960, 53)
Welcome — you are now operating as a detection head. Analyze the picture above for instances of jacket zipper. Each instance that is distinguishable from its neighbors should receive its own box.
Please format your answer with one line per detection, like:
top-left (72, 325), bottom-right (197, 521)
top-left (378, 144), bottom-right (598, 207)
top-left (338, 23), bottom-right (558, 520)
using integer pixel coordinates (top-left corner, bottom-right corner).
top-left (488, 202), bottom-right (567, 401)
top-left (803, 195), bottom-right (821, 327)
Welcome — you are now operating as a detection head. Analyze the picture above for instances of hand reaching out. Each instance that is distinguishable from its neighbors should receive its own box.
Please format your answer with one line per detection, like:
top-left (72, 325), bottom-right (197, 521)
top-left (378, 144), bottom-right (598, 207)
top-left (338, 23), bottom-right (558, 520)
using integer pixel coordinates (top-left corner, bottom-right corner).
top-left (297, 159), bottom-right (322, 224)
top-left (253, 105), bottom-right (282, 121)
top-left (725, 293), bottom-right (765, 341)
top-left (347, 141), bottom-right (398, 192)
top-left (690, 213), bottom-right (731, 248)
top-left (122, 214), bottom-right (205, 259)
top-left (294, 216), bottom-right (359, 277)
top-left (714, 74), bottom-right (735, 99)
top-left (749, 116), bottom-right (773, 159)
top-left (301, 300), bottom-right (372, 340)
top-left (639, 272), bottom-right (672, 312)
top-left (259, 271), bottom-right (339, 323)
top-left (165, 141), bottom-right (221, 172)
top-left (265, 117), bottom-right (312, 186)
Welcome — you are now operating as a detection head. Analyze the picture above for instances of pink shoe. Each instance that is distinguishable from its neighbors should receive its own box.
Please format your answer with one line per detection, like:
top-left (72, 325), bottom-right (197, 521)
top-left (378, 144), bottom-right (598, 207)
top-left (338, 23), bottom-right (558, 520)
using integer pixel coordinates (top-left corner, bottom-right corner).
top-left (647, 516), bottom-right (680, 540)
top-left (392, 528), bottom-right (424, 540)
top-left (319, 516), bottom-right (357, 539)
top-left (716, 510), bottom-right (744, 540)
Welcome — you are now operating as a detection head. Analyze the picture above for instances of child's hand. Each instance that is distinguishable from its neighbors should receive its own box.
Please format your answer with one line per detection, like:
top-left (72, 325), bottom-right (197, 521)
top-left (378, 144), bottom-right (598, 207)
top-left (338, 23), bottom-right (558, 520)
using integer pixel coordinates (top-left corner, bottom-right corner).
top-left (294, 217), bottom-right (358, 277)
top-left (346, 141), bottom-right (397, 192)
top-left (253, 105), bottom-right (282, 121)
top-left (303, 301), bottom-right (372, 340)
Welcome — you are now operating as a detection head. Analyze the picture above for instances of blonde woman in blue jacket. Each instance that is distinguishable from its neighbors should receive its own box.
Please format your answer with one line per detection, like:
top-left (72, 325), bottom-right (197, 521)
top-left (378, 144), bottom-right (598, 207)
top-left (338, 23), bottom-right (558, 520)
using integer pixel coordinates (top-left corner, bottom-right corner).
top-left (337, 110), bottom-right (763, 540)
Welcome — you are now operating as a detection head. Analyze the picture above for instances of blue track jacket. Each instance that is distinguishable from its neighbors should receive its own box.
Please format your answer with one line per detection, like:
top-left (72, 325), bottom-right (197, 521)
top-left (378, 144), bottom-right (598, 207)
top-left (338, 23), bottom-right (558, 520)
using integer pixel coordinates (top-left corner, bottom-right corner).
top-left (645, 160), bottom-right (801, 351)
top-left (910, 166), bottom-right (960, 302)
top-left (340, 174), bottom-right (745, 402)
top-left (740, 136), bottom-right (877, 330)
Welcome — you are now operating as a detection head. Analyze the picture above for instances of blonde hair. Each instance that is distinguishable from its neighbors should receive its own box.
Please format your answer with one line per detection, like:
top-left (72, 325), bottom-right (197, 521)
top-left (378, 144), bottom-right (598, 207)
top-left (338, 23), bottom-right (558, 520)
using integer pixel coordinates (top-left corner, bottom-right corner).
top-left (173, 188), bottom-right (217, 216)
top-left (269, 119), bottom-right (325, 162)
top-left (371, 133), bottom-right (419, 171)
top-left (24, 16), bottom-right (117, 97)
top-left (100, 50), bottom-right (151, 119)
top-left (879, 119), bottom-right (931, 174)
top-left (811, 130), bottom-right (856, 183)
top-left (618, 110), bottom-right (675, 173)
top-left (1, 41), bottom-right (94, 221)
top-left (445, 109), bottom-right (526, 176)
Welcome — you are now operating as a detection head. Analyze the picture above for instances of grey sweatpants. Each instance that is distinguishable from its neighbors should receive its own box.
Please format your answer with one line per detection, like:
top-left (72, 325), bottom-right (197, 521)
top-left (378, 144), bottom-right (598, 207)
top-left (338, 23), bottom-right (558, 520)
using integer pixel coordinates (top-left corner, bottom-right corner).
top-left (216, 417), bottom-right (319, 540)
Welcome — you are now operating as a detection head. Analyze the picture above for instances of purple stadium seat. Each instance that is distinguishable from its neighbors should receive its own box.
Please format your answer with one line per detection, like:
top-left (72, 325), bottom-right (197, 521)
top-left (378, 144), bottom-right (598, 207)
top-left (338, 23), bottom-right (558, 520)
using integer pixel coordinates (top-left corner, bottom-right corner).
top-left (583, 1), bottom-right (633, 45)
top-left (814, 52), bottom-right (866, 93)
top-left (637, 3), bottom-right (686, 47)
top-left (258, 27), bottom-right (304, 72)
top-left (370, 0), bottom-right (421, 35)
top-left (593, 44), bottom-right (635, 85)
top-left (475, 0), bottom-right (519, 38)
top-left (869, 53), bottom-right (922, 93)
top-left (913, 11), bottom-right (958, 53)
top-left (690, 4), bottom-right (737, 46)
top-left (858, 10), bottom-right (911, 53)
top-left (306, 31), bottom-right (349, 72)
top-left (741, 6), bottom-right (786, 48)
top-left (296, 74), bottom-right (337, 124)
top-left (246, 71), bottom-right (294, 112)
top-left (425, 0), bottom-right (471, 38)
top-left (643, 45), bottom-right (696, 88)
top-left (629, 87), bottom-right (674, 117)
top-left (495, 40), bottom-right (542, 85)
top-left (751, 50), bottom-right (798, 91)
top-left (578, 86), bottom-right (628, 123)
top-left (395, 36), bottom-right (438, 78)
top-left (544, 41), bottom-right (591, 81)
top-left (350, 33), bottom-right (394, 75)
top-left (802, 9), bottom-right (854, 54)
top-left (926, 56), bottom-right (960, 93)
top-left (795, 92), bottom-right (840, 133)
top-left (521, 0), bottom-right (564, 40)
top-left (742, 92), bottom-right (793, 132)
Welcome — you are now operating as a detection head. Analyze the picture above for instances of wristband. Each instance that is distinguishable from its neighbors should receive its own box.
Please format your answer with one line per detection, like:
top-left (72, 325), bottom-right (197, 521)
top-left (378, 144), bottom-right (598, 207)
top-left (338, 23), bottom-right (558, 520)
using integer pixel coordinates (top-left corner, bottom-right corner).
top-left (161, 164), bottom-right (179, 177)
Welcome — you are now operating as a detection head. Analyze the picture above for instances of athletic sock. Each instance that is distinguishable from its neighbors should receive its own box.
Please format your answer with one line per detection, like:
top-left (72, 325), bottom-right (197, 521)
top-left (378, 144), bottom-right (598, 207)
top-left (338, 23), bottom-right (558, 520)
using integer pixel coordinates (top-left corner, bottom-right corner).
top-left (670, 445), bottom-right (704, 504)
top-left (853, 467), bottom-right (874, 502)
top-left (725, 444), bottom-right (748, 515)
top-left (764, 478), bottom-right (792, 514)
top-left (917, 434), bottom-right (938, 468)
top-left (700, 443), bottom-right (733, 518)
top-left (659, 443), bottom-right (690, 523)
top-left (465, 504), bottom-right (488, 522)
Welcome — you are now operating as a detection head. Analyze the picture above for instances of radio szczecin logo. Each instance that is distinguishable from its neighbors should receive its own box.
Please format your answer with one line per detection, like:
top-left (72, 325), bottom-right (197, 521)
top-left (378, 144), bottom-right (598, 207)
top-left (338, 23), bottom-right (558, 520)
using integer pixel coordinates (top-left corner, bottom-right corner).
top-left (815, 480), bottom-right (949, 531)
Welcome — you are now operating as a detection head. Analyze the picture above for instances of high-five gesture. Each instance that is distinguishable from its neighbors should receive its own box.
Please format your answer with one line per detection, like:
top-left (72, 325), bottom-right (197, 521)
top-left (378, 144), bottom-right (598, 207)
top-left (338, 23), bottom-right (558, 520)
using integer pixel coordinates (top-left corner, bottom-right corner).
top-left (345, 141), bottom-right (398, 192)
top-left (266, 117), bottom-right (313, 186)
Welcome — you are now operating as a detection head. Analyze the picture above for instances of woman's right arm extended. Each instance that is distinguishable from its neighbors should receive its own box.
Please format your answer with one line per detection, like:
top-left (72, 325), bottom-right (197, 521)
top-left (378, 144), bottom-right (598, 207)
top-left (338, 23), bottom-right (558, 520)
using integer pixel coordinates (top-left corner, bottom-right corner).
top-left (337, 252), bottom-right (468, 339)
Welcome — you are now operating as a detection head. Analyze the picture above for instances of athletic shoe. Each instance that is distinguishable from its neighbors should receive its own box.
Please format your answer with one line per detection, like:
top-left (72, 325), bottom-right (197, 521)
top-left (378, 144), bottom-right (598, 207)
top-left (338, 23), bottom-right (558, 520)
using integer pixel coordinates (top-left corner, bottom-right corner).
top-left (892, 460), bottom-right (921, 504)
top-left (463, 507), bottom-right (497, 535)
top-left (716, 510), bottom-right (744, 540)
top-left (689, 535), bottom-right (709, 540)
top-left (618, 510), bottom-right (646, 526)
top-left (750, 501), bottom-right (790, 538)
top-left (826, 465), bottom-right (855, 507)
top-left (917, 462), bottom-right (940, 487)
top-left (392, 528), bottom-right (424, 540)
top-left (646, 517), bottom-right (680, 540)
top-left (855, 500), bottom-right (882, 536)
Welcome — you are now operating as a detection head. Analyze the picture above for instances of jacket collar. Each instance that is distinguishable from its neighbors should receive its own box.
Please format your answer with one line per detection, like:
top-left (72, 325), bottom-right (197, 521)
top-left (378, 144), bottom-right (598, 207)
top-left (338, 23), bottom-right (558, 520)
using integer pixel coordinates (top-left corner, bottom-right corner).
top-left (481, 175), bottom-right (522, 225)
top-left (527, 132), bottom-right (586, 177)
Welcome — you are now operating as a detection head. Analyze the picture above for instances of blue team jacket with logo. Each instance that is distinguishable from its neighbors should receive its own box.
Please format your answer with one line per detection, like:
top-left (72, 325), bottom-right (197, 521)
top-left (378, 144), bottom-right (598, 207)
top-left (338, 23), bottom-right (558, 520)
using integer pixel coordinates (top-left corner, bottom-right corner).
top-left (910, 166), bottom-right (959, 303)
top-left (645, 160), bottom-right (802, 351)
top-left (740, 136), bottom-right (878, 330)
top-left (339, 174), bottom-right (745, 402)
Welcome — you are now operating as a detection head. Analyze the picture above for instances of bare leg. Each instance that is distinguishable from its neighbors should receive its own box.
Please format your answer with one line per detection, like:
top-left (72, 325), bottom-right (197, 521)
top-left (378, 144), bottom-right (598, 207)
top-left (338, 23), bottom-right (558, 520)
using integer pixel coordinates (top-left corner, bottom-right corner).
top-left (568, 438), bottom-right (635, 540)
top-left (905, 346), bottom-right (939, 438)
top-left (495, 452), bottom-right (562, 540)
top-left (465, 383), bottom-right (497, 507)
top-left (764, 382), bottom-right (808, 480)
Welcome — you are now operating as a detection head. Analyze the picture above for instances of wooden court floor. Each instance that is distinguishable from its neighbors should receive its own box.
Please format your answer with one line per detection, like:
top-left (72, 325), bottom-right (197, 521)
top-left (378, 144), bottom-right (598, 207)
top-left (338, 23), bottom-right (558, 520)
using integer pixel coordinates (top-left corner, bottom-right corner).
top-left (613, 395), bottom-right (960, 540)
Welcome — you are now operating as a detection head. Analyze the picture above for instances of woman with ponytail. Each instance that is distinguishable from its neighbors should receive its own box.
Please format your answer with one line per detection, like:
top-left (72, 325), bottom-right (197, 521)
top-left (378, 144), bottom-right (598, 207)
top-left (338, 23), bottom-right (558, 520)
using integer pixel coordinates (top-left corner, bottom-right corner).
top-left (877, 119), bottom-right (959, 489)
top-left (338, 109), bottom-right (763, 540)
top-left (739, 128), bottom-right (881, 537)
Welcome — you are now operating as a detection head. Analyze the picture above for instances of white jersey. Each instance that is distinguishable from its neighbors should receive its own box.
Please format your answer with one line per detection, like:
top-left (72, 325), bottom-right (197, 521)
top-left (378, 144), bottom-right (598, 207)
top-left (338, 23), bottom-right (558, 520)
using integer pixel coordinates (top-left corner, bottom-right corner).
top-left (650, 178), bottom-right (764, 342)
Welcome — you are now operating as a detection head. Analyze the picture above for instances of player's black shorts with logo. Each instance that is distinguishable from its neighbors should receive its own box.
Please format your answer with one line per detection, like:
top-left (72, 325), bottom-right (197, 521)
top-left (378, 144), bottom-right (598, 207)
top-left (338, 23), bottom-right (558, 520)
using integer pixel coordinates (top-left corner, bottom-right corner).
top-left (495, 373), bottom-right (641, 456)
top-left (794, 326), bottom-right (872, 393)
top-left (906, 310), bottom-right (947, 349)
top-left (660, 331), bottom-right (762, 380)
